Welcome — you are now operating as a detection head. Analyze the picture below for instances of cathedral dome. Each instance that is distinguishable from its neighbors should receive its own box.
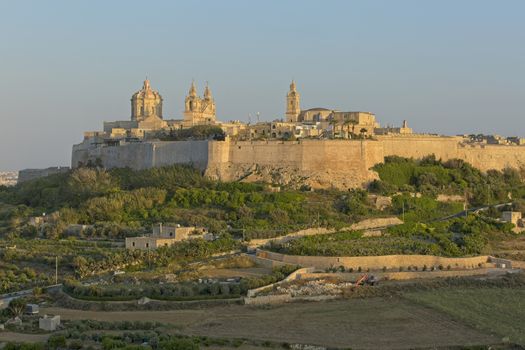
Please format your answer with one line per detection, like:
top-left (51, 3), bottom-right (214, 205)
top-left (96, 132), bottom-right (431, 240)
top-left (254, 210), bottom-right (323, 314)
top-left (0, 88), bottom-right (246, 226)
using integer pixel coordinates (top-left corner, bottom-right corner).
top-left (131, 79), bottom-right (163, 121)
top-left (132, 79), bottom-right (162, 100)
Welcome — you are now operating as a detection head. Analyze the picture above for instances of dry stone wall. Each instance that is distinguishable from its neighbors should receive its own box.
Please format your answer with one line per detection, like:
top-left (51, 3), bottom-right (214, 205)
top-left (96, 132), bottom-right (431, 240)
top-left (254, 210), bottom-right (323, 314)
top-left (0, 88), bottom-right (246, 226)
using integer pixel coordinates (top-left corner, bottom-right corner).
top-left (257, 250), bottom-right (491, 270)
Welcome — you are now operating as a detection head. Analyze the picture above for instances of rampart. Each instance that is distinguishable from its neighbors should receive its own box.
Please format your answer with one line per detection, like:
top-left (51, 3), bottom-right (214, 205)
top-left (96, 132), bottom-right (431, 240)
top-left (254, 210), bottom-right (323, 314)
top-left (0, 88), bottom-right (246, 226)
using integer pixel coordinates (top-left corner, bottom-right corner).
top-left (18, 166), bottom-right (70, 184)
top-left (71, 135), bottom-right (525, 189)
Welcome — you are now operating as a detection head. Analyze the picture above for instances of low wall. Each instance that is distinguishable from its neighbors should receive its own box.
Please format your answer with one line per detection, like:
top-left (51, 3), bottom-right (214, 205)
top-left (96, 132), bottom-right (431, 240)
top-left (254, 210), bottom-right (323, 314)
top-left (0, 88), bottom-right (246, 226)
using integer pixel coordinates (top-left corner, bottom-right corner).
top-left (247, 216), bottom-right (402, 249)
top-left (244, 294), bottom-right (338, 305)
top-left (246, 267), bottom-right (315, 297)
top-left (299, 267), bottom-right (506, 281)
top-left (257, 250), bottom-right (492, 270)
top-left (349, 217), bottom-right (403, 230)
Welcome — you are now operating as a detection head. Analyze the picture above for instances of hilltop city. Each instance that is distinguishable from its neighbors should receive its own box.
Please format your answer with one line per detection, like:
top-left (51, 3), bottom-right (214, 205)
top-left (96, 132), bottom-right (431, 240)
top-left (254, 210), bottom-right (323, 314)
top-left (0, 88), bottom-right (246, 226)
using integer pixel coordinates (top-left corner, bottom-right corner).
top-left (1, 79), bottom-right (525, 349)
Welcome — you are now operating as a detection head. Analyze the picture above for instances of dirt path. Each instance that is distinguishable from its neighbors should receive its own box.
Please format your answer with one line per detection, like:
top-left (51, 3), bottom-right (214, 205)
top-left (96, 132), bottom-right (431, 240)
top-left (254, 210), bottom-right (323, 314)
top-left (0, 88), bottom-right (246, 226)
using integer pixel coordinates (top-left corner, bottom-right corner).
top-left (42, 298), bottom-right (499, 349)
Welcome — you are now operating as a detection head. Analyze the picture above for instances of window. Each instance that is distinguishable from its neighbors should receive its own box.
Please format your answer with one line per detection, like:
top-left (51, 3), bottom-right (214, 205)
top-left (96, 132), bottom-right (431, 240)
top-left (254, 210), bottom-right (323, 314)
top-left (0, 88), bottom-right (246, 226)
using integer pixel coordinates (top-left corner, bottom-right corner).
top-left (146, 243), bottom-right (149, 248)
top-left (132, 242), bottom-right (135, 247)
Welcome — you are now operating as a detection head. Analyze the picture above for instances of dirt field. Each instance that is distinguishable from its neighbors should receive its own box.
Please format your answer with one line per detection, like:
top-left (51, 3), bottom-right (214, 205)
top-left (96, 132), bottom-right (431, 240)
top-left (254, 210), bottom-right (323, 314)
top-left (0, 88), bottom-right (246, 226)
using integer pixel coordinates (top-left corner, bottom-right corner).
top-left (41, 297), bottom-right (500, 349)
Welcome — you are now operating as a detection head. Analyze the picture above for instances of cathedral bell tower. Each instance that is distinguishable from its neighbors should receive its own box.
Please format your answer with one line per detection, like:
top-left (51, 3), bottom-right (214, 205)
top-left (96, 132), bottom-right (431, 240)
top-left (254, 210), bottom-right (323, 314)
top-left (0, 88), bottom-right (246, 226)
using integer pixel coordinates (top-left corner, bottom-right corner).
top-left (286, 80), bottom-right (300, 122)
top-left (183, 81), bottom-right (217, 126)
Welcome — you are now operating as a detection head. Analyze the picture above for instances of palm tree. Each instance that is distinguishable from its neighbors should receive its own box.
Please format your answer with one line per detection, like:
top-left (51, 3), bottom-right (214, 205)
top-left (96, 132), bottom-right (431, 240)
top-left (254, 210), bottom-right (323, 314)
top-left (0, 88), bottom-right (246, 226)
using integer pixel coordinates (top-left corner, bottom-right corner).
top-left (8, 298), bottom-right (26, 318)
top-left (343, 117), bottom-right (351, 139)
top-left (351, 120), bottom-right (358, 136)
top-left (328, 118), bottom-right (337, 139)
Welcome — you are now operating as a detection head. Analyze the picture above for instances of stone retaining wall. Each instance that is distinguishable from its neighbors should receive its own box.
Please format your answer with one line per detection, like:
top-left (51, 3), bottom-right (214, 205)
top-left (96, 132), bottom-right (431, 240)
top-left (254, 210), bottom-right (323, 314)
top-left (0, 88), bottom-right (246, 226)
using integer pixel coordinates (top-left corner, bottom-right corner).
top-left (257, 250), bottom-right (494, 270)
top-left (298, 267), bottom-right (508, 281)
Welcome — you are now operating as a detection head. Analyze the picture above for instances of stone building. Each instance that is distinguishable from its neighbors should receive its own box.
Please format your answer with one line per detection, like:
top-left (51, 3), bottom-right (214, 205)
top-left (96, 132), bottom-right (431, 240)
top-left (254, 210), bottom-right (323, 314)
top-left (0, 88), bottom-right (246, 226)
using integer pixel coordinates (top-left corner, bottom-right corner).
top-left (39, 315), bottom-right (60, 331)
top-left (375, 120), bottom-right (413, 135)
top-left (284, 81), bottom-right (380, 137)
top-left (125, 223), bottom-right (210, 250)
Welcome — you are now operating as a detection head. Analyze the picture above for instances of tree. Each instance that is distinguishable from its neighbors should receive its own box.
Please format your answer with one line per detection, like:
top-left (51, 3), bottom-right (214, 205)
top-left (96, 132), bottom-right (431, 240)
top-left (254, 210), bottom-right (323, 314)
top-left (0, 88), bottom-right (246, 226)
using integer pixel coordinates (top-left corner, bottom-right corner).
top-left (8, 298), bottom-right (26, 317)
top-left (72, 256), bottom-right (90, 278)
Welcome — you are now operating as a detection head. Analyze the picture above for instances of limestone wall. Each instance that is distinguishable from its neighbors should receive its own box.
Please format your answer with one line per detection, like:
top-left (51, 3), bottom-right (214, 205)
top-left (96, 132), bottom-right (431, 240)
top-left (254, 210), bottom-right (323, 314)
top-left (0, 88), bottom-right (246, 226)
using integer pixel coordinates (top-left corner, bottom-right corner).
top-left (458, 144), bottom-right (525, 171)
top-left (18, 167), bottom-right (70, 183)
top-left (71, 141), bottom-right (210, 171)
top-left (377, 135), bottom-right (461, 160)
top-left (71, 136), bottom-right (525, 189)
top-left (298, 268), bottom-right (505, 281)
top-left (256, 250), bottom-right (491, 270)
top-left (204, 139), bottom-right (383, 188)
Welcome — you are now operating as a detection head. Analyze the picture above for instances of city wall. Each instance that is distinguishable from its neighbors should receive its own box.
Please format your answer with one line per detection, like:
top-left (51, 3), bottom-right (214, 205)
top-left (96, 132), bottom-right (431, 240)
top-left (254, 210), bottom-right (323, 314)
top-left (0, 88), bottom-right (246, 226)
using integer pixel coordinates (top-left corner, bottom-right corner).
top-left (18, 166), bottom-right (70, 184)
top-left (72, 141), bottom-right (210, 171)
top-left (71, 135), bottom-right (525, 189)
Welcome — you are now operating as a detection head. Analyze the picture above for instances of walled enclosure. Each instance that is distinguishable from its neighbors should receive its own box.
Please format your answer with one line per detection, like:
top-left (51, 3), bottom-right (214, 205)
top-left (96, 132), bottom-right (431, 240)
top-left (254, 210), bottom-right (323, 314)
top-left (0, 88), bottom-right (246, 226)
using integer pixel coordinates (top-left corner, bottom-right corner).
top-left (72, 135), bottom-right (525, 189)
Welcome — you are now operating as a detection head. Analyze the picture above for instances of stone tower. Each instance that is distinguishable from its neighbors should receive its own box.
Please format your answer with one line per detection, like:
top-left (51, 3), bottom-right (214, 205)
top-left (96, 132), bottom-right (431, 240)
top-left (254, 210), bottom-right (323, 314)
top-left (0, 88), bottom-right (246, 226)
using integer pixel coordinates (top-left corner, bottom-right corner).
top-left (286, 80), bottom-right (301, 122)
top-left (183, 81), bottom-right (216, 126)
top-left (131, 79), bottom-right (163, 121)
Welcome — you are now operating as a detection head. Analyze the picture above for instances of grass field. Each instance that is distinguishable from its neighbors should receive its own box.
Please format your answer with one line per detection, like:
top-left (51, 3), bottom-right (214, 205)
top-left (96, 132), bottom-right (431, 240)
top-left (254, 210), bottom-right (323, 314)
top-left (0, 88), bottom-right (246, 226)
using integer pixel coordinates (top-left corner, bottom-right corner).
top-left (404, 287), bottom-right (525, 345)
top-left (40, 297), bottom-right (500, 349)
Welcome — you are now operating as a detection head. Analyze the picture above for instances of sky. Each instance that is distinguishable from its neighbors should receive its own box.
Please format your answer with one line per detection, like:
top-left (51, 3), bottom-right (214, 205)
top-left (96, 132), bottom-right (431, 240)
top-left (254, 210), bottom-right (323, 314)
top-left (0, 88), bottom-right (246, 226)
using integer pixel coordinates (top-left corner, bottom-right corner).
top-left (0, 0), bottom-right (524, 171)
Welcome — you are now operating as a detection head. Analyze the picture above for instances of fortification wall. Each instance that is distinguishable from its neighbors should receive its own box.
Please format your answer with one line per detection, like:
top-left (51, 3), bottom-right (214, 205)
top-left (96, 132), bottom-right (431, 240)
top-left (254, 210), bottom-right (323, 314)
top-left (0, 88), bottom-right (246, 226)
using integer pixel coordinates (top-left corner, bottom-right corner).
top-left (205, 139), bottom-right (383, 188)
top-left (378, 135), bottom-right (525, 172)
top-left (150, 141), bottom-right (209, 171)
top-left (377, 135), bottom-right (461, 160)
top-left (457, 144), bottom-right (525, 171)
top-left (71, 141), bottom-right (210, 171)
top-left (18, 166), bottom-right (70, 183)
top-left (72, 136), bottom-right (525, 189)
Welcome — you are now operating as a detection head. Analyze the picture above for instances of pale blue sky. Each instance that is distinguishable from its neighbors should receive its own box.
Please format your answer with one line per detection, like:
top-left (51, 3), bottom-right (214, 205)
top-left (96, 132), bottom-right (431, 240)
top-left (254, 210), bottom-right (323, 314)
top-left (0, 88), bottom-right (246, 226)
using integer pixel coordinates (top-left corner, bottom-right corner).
top-left (1, 0), bottom-right (524, 171)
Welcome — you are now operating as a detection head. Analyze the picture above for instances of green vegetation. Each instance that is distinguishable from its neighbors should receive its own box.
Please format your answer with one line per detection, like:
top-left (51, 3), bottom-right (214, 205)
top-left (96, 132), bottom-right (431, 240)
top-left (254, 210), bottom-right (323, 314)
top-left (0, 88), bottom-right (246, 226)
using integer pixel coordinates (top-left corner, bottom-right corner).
top-left (63, 280), bottom-right (241, 301)
top-left (272, 209), bottom-right (514, 257)
top-left (405, 287), bottom-right (525, 345)
top-left (271, 231), bottom-right (442, 256)
top-left (63, 265), bottom-right (297, 301)
top-left (3, 321), bottom-right (288, 349)
top-left (271, 155), bottom-right (525, 258)
top-left (156, 125), bottom-right (226, 141)
top-left (371, 155), bottom-right (525, 206)
top-left (0, 166), bottom-right (383, 240)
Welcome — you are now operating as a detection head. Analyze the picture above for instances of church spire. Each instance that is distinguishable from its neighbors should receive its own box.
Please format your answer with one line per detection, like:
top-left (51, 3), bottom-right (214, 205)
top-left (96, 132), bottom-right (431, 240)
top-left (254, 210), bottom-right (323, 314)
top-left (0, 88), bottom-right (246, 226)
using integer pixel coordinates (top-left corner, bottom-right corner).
top-left (189, 80), bottom-right (197, 97)
top-left (204, 82), bottom-right (212, 99)
top-left (286, 80), bottom-right (300, 122)
top-left (290, 80), bottom-right (296, 92)
top-left (143, 78), bottom-right (151, 90)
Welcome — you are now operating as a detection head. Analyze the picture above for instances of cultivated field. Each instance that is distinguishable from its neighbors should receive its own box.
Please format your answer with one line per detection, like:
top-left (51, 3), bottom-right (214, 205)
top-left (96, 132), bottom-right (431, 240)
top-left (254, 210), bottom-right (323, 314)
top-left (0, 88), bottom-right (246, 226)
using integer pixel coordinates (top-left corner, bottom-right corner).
top-left (41, 297), bottom-right (501, 349)
top-left (404, 287), bottom-right (525, 345)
